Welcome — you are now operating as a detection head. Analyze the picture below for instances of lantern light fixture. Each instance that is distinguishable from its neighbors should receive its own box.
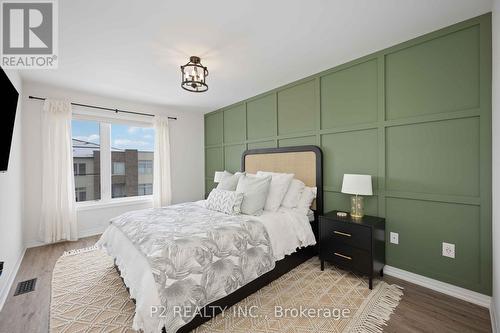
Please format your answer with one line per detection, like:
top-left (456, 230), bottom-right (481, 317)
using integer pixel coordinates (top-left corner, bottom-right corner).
top-left (180, 56), bottom-right (209, 92)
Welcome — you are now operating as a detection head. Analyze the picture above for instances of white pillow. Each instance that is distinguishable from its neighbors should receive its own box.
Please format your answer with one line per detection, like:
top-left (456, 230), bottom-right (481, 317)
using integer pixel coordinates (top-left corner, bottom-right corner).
top-left (206, 189), bottom-right (244, 215)
top-left (236, 174), bottom-right (272, 215)
top-left (281, 179), bottom-right (306, 208)
top-left (295, 186), bottom-right (317, 215)
top-left (256, 171), bottom-right (294, 212)
top-left (217, 171), bottom-right (245, 191)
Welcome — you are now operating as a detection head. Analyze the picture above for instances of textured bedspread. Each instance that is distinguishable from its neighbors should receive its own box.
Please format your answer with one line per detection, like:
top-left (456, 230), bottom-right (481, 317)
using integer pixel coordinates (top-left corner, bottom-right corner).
top-left (107, 202), bottom-right (275, 332)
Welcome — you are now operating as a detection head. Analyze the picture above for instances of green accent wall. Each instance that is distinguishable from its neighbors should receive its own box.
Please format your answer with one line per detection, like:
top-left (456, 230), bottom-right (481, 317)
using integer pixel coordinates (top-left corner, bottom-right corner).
top-left (204, 14), bottom-right (492, 294)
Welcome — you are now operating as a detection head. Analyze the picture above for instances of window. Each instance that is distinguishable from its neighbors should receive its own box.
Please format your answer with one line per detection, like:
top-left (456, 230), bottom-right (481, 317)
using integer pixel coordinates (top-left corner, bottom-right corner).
top-left (112, 162), bottom-right (125, 175)
top-left (111, 124), bottom-right (154, 198)
top-left (75, 187), bottom-right (87, 202)
top-left (73, 163), bottom-right (86, 176)
top-left (112, 183), bottom-right (126, 198)
top-left (138, 160), bottom-right (153, 175)
top-left (71, 120), bottom-right (101, 202)
top-left (71, 118), bottom-right (154, 204)
top-left (138, 183), bottom-right (153, 195)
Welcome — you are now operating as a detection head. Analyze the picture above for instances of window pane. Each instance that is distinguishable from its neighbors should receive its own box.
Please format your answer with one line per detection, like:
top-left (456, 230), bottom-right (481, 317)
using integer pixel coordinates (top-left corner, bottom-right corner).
top-left (112, 183), bottom-right (126, 198)
top-left (79, 163), bottom-right (86, 176)
top-left (111, 124), bottom-right (154, 198)
top-left (72, 120), bottom-right (101, 202)
top-left (112, 162), bottom-right (125, 175)
top-left (138, 183), bottom-right (153, 195)
top-left (138, 160), bottom-right (153, 175)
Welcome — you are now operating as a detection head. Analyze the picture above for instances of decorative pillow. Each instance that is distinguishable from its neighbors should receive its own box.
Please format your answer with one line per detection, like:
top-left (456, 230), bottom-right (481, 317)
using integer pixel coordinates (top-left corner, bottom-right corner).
top-left (295, 186), bottom-right (317, 215)
top-left (281, 178), bottom-right (306, 208)
top-left (235, 174), bottom-right (272, 215)
top-left (256, 171), bottom-right (294, 212)
top-left (206, 189), bottom-right (244, 215)
top-left (217, 171), bottom-right (246, 191)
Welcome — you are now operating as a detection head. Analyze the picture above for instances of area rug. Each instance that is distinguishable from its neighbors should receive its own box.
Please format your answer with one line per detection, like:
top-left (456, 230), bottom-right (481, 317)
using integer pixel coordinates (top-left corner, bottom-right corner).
top-left (50, 248), bottom-right (403, 333)
top-left (50, 246), bottom-right (135, 332)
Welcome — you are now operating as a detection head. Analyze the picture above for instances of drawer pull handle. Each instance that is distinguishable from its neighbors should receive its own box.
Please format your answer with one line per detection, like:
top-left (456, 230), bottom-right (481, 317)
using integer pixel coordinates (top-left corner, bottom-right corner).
top-left (334, 230), bottom-right (352, 237)
top-left (334, 252), bottom-right (352, 260)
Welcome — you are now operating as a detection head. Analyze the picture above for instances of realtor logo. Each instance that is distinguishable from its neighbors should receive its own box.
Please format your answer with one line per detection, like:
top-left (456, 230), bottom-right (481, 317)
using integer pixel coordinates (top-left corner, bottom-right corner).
top-left (1, 0), bottom-right (58, 68)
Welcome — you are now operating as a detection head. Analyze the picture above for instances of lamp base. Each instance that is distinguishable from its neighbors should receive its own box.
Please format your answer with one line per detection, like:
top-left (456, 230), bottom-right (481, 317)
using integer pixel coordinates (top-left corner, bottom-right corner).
top-left (350, 195), bottom-right (364, 218)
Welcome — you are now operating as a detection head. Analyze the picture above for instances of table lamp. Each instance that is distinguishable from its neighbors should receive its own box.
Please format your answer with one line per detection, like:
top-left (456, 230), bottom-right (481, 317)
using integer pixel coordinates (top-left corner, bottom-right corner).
top-left (341, 174), bottom-right (373, 218)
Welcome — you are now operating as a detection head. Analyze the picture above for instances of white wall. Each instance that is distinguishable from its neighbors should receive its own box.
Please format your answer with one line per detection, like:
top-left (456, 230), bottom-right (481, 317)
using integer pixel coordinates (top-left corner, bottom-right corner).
top-left (0, 70), bottom-right (24, 310)
top-left (492, 0), bottom-right (500, 332)
top-left (22, 81), bottom-right (205, 247)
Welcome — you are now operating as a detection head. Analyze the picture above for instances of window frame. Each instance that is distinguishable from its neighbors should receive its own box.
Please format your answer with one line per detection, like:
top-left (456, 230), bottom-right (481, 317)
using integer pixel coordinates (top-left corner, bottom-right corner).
top-left (72, 113), bottom-right (155, 209)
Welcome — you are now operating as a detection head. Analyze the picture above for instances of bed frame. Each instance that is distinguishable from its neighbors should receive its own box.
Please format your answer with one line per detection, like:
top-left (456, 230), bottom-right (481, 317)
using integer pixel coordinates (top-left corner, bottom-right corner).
top-left (172, 145), bottom-right (323, 333)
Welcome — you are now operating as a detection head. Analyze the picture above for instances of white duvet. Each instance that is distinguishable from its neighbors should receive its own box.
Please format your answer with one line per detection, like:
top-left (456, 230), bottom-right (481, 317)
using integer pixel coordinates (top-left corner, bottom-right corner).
top-left (98, 200), bottom-right (316, 333)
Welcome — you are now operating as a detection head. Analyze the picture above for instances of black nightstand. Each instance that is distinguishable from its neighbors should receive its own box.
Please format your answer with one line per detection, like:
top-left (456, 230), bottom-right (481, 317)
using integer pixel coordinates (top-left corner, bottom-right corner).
top-left (319, 211), bottom-right (385, 289)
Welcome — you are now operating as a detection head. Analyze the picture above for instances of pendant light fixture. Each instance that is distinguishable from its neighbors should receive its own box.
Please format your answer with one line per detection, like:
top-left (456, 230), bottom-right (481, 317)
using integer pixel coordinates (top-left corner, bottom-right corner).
top-left (180, 56), bottom-right (209, 92)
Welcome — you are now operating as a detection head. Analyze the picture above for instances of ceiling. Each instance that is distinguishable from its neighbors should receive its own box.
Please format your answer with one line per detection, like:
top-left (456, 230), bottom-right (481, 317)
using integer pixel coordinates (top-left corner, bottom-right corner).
top-left (20, 0), bottom-right (492, 113)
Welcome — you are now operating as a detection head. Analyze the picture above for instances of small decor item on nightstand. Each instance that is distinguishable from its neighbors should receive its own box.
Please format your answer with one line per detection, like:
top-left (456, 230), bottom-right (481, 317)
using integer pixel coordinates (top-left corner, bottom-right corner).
top-left (336, 211), bottom-right (348, 217)
top-left (341, 174), bottom-right (373, 218)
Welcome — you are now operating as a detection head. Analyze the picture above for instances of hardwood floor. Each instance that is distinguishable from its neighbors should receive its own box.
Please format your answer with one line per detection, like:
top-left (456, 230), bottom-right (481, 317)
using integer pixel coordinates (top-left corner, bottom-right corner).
top-left (383, 275), bottom-right (492, 333)
top-left (0, 235), bottom-right (100, 333)
top-left (0, 237), bottom-right (492, 333)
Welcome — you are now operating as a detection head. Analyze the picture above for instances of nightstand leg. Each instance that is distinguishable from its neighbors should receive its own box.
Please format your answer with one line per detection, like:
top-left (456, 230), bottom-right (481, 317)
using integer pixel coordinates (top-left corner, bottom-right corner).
top-left (320, 259), bottom-right (324, 271)
top-left (380, 268), bottom-right (384, 277)
top-left (369, 278), bottom-right (373, 290)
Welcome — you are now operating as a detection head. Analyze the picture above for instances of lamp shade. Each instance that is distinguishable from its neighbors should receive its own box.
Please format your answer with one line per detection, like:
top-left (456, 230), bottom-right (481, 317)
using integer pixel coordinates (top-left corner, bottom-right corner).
top-left (213, 171), bottom-right (225, 183)
top-left (341, 174), bottom-right (373, 196)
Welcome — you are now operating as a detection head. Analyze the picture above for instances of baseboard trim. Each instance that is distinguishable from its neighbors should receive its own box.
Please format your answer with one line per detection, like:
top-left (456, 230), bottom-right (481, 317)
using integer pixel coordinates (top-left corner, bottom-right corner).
top-left (25, 227), bottom-right (106, 249)
top-left (491, 299), bottom-right (498, 333)
top-left (384, 265), bottom-right (491, 308)
top-left (77, 226), bottom-right (106, 239)
top-left (0, 247), bottom-right (26, 311)
top-left (24, 239), bottom-right (44, 249)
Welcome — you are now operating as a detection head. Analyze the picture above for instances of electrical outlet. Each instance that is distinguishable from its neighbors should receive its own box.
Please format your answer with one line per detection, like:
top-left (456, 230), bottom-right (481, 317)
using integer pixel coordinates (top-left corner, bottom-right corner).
top-left (442, 242), bottom-right (455, 258)
top-left (390, 232), bottom-right (399, 245)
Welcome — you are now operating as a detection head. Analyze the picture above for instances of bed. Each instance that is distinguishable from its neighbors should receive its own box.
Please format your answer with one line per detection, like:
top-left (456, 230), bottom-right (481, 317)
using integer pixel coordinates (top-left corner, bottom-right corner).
top-left (97, 145), bottom-right (323, 333)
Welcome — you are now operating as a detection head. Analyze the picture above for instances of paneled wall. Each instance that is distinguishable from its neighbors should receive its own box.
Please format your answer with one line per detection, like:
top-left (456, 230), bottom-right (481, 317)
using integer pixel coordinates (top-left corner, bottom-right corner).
top-left (204, 14), bottom-right (492, 294)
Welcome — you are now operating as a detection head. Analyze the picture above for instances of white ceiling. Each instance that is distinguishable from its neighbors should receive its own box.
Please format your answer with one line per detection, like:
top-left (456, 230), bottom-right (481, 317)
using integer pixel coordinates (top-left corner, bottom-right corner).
top-left (20, 0), bottom-right (492, 113)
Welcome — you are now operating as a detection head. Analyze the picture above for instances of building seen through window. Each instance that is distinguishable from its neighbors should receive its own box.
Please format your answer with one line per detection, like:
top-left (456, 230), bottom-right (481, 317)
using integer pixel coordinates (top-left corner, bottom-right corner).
top-left (72, 120), bottom-right (154, 202)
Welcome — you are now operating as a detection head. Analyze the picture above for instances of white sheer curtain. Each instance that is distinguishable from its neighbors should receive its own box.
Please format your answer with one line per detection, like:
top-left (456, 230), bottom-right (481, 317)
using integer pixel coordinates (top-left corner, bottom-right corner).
top-left (153, 115), bottom-right (172, 208)
top-left (39, 99), bottom-right (78, 243)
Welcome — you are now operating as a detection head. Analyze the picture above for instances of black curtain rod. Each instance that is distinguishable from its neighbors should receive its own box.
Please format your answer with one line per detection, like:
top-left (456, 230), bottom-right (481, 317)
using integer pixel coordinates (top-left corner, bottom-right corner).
top-left (28, 95), bottom-right (177, 120)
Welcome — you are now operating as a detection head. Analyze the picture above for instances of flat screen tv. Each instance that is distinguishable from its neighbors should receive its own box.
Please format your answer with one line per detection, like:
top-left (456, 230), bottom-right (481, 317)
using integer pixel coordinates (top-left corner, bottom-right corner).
top-left (0, 66), bottom-right (19, 172)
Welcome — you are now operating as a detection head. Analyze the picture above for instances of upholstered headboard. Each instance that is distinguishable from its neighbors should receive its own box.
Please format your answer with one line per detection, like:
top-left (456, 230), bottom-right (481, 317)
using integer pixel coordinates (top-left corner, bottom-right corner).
top-left (241, 145), bottom-right (323, 214)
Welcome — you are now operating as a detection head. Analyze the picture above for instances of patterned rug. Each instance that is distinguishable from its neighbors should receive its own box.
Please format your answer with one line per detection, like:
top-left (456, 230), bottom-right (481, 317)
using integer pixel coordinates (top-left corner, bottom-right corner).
top-left (50, 248), bottom-right (403, 333)
top-left (50, 247), bottom-right (135, 332)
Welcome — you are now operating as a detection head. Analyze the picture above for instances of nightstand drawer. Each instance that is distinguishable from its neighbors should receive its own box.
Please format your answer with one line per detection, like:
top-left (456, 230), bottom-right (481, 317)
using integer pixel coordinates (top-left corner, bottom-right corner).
top-left (320, 218), bottom-right (371, 251)
top-left (322, 242), bottom-right (371, 275)
top-left (320, 211), bottom-right (385, 289)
